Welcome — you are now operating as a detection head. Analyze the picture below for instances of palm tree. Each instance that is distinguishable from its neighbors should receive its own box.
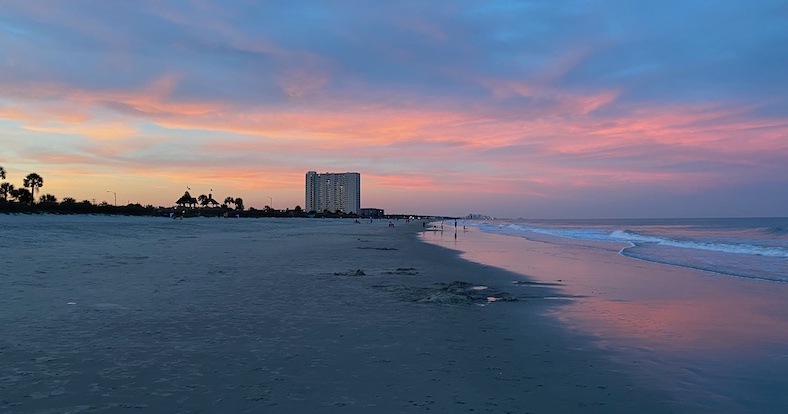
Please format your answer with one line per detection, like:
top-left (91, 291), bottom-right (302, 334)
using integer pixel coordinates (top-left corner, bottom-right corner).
top-left (198, 194), bottom-right (209, 207)
top-left (0, 165), bottom-right (6, 180)
top-left (0, 182), bottom-right (14, 202)
top-left (40, 194), bottom-right (58, 203)
top-left (23, 173), bottom-right (43, 205)
top-left (234, 197), bottom-right (244, 211)
top-left (14, 188), bottom-right (32, 204)
top-left (224, 196), bottom-right (235, 209)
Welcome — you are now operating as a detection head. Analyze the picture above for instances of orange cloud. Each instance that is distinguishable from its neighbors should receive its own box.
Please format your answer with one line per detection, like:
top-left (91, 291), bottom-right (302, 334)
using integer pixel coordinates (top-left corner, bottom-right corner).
top-left (0, 107), bottom-right (35, 123)
top-left (2, 66), bottom-right (785, 213)
top-left (25, 121), bottom-right (137, 141)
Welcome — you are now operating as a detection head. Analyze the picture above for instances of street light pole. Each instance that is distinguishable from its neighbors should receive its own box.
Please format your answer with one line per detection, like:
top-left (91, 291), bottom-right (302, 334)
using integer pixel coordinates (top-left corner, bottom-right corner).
top-left (106, 191), bottom-right (117, 206)
top-left (267, 196), bottom-right (273, 209)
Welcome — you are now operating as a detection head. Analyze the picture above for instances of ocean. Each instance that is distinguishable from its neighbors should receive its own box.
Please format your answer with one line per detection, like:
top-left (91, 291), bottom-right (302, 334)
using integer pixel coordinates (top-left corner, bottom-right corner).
top-left (421, 217), bottom-right (788, 412)
top-left (475, 217), bottom-right (788, 283)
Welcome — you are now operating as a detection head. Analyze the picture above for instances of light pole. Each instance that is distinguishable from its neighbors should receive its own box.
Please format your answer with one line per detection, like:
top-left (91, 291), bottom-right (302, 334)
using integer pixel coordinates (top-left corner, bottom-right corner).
top-left (106, 191), bottom-right (117, 206)
top-left (267, 196), bottom-right (273, 210)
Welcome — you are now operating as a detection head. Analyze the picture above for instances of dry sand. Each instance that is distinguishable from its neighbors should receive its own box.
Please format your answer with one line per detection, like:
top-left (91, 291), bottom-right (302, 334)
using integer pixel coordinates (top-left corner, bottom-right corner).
top-left (0, 215), bottom-right (685, 413)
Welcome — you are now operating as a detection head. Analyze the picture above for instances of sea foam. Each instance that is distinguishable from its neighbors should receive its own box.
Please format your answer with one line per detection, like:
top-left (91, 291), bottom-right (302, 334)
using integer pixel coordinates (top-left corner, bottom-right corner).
top-left (476, 218), bottom-right (788, 282)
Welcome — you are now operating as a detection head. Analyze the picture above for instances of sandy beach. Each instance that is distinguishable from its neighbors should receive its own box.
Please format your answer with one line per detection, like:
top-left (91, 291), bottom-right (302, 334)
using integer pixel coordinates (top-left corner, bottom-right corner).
top-left (1, 215), bottom-right (686, 413)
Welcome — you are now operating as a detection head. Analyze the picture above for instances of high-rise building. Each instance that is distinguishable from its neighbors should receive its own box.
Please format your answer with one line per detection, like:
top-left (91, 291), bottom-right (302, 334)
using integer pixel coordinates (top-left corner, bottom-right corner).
top-left (305, 171), bottom-right (361, 214)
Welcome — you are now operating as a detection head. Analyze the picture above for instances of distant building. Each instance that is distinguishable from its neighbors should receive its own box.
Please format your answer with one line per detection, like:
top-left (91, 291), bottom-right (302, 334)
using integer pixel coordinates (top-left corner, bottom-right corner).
top-left (359, 208), bottom-right (385, 218)
top-left (305, 171), bottom-right (361, 214)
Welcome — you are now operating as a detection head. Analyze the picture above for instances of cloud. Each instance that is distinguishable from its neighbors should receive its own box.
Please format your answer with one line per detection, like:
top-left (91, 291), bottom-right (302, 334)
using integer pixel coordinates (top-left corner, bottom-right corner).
top-left (0, 0), bottom-right (785, 216)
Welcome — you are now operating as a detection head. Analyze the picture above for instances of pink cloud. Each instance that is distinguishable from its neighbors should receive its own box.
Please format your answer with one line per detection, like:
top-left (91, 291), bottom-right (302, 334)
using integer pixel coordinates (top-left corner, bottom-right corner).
top-left (2, 64), bottom-right (786, 213)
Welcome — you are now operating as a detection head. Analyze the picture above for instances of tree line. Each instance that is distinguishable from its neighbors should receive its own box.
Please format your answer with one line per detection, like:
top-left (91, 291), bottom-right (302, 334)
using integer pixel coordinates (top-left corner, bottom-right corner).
top-left (174, 190), bottom-right (245, 211)
top-left (0, 165), bottom-right (367, 219)
top-left (0, 165), bottom-right (320, 217)
top-left (0, 166), bottom-right (46, 204)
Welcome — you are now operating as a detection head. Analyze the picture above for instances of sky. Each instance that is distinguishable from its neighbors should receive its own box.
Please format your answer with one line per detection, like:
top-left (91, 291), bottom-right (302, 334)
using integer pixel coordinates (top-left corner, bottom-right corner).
top-left (1, 0), bottom-right (786, 218)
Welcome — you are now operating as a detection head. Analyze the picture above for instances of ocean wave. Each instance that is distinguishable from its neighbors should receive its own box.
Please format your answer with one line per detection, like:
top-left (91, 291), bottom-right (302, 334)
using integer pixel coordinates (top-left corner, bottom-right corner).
top-left (609, 230), bottom-right (788, 258)
top-left (619, 244), bottom-right (788, 283)
top-left (474, 219), bottom-right (788, 283)
top-left (495, 224), bottom-right (612, 242)
top-left (478, 223), bottom-right (788, 259)
top-left (619, 247), bottom-right (788, 283)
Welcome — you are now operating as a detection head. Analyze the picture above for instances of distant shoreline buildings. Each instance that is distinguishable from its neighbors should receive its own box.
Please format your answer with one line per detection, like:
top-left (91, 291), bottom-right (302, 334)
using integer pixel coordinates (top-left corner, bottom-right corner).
top-left (305, 171), bottom-right (361, 214)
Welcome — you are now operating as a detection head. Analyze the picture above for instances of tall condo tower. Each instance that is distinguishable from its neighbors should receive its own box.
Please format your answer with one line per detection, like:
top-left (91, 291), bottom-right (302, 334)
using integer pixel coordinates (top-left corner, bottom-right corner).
top-left (305, 171), bottom-right (361, 214)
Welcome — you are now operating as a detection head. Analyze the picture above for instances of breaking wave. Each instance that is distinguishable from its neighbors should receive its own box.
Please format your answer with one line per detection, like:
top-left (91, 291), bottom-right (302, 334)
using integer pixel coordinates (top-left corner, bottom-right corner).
top-left (475, 219), bottom-right (788, 283)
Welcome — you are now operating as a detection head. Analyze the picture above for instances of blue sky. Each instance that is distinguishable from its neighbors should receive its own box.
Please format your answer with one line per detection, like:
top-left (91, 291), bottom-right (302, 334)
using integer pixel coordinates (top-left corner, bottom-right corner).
top-left (1, 0), bottom-right (786, 217)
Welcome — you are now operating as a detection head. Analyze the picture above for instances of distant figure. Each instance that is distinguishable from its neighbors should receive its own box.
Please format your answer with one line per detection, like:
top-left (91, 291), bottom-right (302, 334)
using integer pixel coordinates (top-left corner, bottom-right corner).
top-left (389, 221), bottom-right (395, 227)
top-left (354, 220), bottom-right (360, 224)
top-left (422, 222), bottom-right (426, 228)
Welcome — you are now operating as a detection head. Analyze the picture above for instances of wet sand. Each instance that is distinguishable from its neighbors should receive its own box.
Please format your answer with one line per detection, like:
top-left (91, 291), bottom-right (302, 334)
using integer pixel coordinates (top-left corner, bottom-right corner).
top-left (1, 215), bottom-right (685, 413)
top-left (422, 225), bottom-right (788, 413)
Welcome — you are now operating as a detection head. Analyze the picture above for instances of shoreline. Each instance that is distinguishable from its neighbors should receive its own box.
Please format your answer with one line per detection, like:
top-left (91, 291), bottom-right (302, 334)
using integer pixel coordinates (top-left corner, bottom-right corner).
top-left (421, 223), bottom-right (788, 412)
top-left (1, 216), bottom-right (685, 412)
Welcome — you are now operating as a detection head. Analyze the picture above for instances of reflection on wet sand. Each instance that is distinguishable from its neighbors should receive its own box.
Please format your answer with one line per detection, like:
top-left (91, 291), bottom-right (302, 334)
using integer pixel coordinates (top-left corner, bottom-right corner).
top-left (420, 226), bottom-right (788, 411)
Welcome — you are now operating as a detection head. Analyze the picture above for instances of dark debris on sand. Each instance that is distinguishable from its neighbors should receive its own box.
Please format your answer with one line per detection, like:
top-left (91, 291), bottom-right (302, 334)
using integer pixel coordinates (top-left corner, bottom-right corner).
top-left (333, 267), bottom-right (420, 277)
top-left (356, 246), bottom-right (399, 251)
top-left (382, 267), bottom-right (419, 275)
top-left (333, 269), bottom-right (367, 276)
top-left (373, 281), bottom-right (518, 305)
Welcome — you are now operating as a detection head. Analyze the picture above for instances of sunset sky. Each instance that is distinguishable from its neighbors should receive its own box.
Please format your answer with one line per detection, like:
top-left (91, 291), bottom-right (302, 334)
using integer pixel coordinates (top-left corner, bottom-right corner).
top-left (1, 1), bottom-right (786, 218)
